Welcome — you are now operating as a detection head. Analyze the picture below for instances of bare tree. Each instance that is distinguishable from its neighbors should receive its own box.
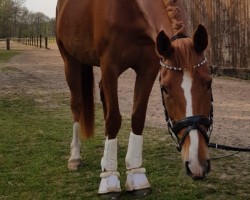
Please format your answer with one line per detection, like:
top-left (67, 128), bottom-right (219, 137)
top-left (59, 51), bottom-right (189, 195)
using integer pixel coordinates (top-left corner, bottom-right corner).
top-left (0, 0), bottom-right (55, 38)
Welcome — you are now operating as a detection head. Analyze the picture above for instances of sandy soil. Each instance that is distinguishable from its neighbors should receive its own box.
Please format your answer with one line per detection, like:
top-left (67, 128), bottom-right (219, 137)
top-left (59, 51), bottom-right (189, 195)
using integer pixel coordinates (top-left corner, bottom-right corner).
top-left (1, 42), bottom-right (249, 148)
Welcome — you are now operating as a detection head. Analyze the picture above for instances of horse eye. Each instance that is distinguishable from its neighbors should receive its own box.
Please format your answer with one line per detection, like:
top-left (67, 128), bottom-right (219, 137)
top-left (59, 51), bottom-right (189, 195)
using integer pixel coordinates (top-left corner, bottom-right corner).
top-left (160, 85), bottom-right (169, 95)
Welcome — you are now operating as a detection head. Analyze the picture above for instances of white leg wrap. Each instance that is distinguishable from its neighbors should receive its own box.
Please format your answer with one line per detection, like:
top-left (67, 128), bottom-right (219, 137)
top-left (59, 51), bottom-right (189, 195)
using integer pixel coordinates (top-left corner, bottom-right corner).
top-left (98, 172), bottom-right (121, 194)
top-left (101, 138), bottom-right (118, 171)
top-left (68, 122), bottom-right (82, 170)
top-left (126, 168), bottom-right (150, 191)
top-left (126, 132), bottom-right (143, 169)
top-left (125, 132), bottom-right (150, 191)
top-left (98, 138), bottom-right (121, 194)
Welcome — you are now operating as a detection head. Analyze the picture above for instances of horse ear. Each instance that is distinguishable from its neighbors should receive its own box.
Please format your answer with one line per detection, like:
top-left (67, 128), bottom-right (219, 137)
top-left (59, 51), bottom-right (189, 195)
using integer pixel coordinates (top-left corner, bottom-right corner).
top-left (156, 30), bottom-right (174, 58)
top-left (193, 24), bottom-right (208, 54)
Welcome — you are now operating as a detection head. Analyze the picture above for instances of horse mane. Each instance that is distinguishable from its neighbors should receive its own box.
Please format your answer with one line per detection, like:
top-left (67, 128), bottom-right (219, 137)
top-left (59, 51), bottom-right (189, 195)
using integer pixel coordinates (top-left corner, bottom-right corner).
top-left (163, 0), bottom-right (187, 35)
top-left (163, 0), bottom-right (195, 71)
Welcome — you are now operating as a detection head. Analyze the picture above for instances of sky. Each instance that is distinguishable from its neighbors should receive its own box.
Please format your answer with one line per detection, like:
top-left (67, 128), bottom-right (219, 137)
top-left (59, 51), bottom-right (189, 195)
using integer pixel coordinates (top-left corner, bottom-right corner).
top-left (25, 0), bottom-right (57, 18)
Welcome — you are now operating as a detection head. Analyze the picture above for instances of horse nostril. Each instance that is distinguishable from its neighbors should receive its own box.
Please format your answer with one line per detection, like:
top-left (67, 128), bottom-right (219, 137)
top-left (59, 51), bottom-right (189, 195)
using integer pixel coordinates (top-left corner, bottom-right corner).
top-left (185, 161), bottom-right (208, 180)
top-left (206, 160), bottom-right (211, 173)
top-left (185, 161), bottom-right (192, 176)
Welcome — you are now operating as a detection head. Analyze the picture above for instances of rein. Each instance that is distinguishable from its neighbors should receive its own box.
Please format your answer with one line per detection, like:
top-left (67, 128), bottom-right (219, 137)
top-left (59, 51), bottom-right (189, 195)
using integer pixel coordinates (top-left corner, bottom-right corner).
top-left (208, 143), bottom-right (250, 152)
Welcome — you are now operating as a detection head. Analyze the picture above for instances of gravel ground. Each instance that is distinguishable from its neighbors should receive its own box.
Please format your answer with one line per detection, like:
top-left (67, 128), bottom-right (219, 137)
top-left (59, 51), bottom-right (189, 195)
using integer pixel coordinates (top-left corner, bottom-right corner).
top-left (1, 42), bottom-right (249, 148)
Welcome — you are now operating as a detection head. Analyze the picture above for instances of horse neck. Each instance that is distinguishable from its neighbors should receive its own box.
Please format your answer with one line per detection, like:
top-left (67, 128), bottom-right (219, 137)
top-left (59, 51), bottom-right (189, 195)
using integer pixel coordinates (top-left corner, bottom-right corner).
top-left (136, 0), bottom-right (173, 40)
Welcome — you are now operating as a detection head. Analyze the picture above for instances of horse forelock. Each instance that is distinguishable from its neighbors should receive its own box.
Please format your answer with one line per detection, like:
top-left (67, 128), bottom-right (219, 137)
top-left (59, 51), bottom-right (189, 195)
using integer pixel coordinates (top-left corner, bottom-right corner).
top-left (172, 38), bottom-right (196, 72)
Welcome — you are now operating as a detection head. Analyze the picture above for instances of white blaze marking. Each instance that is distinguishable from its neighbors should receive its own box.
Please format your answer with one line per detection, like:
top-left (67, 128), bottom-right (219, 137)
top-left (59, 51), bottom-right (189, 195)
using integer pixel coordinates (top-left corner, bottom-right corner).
top-left (181, 72), bottom-right (193, 117)
top-left (181, 72), bottom-right (199, 167)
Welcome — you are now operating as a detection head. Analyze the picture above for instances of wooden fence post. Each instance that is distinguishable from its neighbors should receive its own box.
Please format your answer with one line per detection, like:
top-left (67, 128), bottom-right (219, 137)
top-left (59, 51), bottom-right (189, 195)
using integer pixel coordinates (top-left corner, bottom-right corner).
top-left (40, 35), bottom-right (42, 48)
top-left (45, 37), bottom-right (48, 49)
top-left (6, 38), bottom-right (10, 50)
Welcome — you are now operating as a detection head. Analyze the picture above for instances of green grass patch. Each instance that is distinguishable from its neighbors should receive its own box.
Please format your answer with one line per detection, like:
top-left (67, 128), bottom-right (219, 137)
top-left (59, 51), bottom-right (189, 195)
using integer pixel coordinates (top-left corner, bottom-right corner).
top-left (0, 50), bottom-right (20, 63)
top-left (0, 92), bottom-right (249, 200)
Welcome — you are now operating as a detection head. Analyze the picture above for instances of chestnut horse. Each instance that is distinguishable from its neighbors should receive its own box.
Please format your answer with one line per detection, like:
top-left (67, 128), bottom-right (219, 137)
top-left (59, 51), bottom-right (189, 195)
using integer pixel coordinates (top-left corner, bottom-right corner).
top-left (56, 0), bottom-right (213, 197)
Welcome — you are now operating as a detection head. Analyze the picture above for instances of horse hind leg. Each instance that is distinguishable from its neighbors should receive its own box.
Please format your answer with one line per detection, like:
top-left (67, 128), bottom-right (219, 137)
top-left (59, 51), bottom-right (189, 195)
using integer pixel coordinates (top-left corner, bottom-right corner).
top-left (64, 60), bottom-right (84, 171)
top-left (65, 59), bottom-right (94, 170)
top-left (68, 122), bottom-right (82, 171)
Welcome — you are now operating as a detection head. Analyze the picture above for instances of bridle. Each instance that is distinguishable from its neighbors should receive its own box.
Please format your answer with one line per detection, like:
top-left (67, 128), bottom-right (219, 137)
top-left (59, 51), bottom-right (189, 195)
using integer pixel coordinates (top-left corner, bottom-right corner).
top-left (160, 73), bottom-right (214, 152)
top-left (159, 34), bottom-right (214, 152)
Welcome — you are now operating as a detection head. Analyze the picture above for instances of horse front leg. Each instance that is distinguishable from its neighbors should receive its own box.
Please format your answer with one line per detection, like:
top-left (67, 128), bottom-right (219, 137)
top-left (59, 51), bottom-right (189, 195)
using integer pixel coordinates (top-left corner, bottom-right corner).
top-left (125, 132), bottom-right (151, 194)
top-left (125, 64), bottom-right (159, 195)
top-left (98, 64), bottom-right (122, 197)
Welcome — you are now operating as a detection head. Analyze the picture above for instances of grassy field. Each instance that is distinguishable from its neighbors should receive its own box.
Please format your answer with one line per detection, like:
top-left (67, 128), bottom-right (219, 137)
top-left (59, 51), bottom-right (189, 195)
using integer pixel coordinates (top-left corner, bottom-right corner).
top-left (0, 53), bottom-right (249, 199)
top-left (0, 92), bottom-right (249, 200)
top-left (0, 51), bottom-right (20, 63)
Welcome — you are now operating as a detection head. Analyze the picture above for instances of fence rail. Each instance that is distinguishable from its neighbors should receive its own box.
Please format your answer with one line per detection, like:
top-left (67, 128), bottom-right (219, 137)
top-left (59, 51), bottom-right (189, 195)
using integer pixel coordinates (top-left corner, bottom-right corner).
top-left (0, 36), bottom-right (56, 50)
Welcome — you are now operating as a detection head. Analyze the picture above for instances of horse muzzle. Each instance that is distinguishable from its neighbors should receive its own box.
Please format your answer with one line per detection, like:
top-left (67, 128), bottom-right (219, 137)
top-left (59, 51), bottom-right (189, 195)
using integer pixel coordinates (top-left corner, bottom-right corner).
top-left (185, 159), bottom-right (211, 180)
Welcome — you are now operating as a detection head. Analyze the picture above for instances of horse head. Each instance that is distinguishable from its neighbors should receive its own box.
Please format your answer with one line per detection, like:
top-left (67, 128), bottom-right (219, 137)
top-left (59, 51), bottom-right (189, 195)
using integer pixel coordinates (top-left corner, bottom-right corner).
top-left (156, 25), bottom-right (213, 179)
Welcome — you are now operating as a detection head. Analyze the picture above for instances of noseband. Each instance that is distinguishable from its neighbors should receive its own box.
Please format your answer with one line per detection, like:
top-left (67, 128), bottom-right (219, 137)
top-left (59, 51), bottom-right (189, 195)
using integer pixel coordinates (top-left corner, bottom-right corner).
top-left (160, 86), bottom-right (213, 152)
top-left (160, 34), bottom-right (213, 152)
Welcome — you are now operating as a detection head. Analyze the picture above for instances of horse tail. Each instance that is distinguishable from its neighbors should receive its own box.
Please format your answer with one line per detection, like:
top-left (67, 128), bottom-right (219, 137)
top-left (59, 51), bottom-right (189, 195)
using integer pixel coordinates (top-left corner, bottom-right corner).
top-left (79, 64), bottom-right (95, 139)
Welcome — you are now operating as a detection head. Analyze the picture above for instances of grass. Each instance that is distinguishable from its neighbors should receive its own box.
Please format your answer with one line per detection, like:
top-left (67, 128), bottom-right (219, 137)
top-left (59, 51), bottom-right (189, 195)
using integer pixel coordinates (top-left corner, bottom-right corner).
top-left (0, 92), bottom-right (249, 200)
top-left (0, 51), bottom-right (20, 63)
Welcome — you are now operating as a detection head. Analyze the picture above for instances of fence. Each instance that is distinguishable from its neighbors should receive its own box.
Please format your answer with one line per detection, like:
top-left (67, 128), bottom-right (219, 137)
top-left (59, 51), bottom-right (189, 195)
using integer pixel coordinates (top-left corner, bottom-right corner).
top-left (0, 36), bottom-right (56, 51)
top-left (13, 36), bottom-right (51, 49)
top-left (180, 0), bottom-right (250, 79)
top-left (0, 38), bottom-right (10, 50)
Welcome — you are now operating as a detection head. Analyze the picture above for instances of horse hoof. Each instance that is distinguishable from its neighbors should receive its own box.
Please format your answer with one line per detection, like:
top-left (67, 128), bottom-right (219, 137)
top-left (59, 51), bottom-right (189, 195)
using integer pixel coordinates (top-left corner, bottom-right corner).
top-left (131, 188), bottom-right (151, 197)
top-left (99, 192), bottom-right (121, 199)
top-left (67, 159), bottom-right (82, 171)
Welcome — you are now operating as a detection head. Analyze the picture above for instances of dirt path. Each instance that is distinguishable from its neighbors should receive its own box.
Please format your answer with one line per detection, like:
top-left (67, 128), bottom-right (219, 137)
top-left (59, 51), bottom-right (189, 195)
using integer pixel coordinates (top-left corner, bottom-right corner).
top-left (1, 42), bottom-right (250, 147)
